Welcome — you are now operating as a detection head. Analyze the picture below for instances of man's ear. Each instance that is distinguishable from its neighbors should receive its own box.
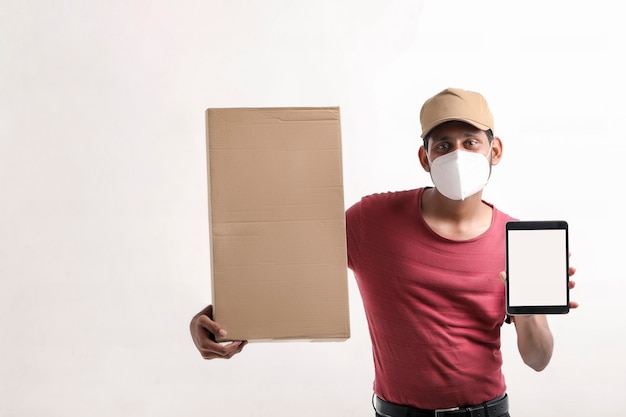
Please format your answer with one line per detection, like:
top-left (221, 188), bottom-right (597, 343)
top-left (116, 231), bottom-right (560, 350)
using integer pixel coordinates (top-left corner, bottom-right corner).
top-left (418, 146), bottom-right (430, 172)
top-left (490, 136), bottom-right (503, 166)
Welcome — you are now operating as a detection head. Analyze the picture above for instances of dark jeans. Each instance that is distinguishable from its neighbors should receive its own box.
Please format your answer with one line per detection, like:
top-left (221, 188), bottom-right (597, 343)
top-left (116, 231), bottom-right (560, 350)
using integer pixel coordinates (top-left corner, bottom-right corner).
top-left (374, 412), bottom-right (511, 417)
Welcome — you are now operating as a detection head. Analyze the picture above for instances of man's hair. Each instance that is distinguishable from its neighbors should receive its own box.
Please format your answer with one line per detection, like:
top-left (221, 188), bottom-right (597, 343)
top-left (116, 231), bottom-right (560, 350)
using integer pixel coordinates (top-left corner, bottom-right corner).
top-left (423, 129), bottom-right (494, 150)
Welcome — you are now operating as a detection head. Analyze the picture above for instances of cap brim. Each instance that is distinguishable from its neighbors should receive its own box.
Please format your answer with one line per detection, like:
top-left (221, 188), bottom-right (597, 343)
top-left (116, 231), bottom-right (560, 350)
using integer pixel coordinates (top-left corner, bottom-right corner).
top-left (421, 117), bottom-right (491, 138)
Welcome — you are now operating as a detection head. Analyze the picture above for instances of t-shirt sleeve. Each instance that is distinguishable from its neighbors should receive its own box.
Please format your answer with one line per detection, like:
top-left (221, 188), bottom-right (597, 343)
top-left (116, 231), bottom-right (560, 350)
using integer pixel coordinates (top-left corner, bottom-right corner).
top-left (345, 200), bottom-right (362, 271)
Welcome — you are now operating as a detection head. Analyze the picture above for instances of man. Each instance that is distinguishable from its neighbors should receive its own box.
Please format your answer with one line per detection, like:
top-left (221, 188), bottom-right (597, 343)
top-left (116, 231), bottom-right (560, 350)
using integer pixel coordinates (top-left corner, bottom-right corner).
top-left (190, 88), bottom-right (578, 416)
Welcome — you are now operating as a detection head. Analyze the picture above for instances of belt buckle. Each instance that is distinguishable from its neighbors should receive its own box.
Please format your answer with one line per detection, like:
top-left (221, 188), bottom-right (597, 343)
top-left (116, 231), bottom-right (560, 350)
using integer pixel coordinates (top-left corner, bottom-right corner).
top-left (434, 406), bottom-right (460, 417)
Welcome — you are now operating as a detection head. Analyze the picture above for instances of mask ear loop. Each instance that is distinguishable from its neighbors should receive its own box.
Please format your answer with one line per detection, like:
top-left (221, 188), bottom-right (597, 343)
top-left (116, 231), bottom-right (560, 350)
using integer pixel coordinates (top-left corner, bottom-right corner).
top-left (424, 139), bottom-right (433, 168)
top-left (486, 140), bottom-right (494, 178)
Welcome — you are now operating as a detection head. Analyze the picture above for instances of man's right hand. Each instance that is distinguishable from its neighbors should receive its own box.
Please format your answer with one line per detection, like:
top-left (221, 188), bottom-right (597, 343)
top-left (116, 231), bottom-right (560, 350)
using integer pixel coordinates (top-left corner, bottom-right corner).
top-left (190, 305), bottom-right (247, 359)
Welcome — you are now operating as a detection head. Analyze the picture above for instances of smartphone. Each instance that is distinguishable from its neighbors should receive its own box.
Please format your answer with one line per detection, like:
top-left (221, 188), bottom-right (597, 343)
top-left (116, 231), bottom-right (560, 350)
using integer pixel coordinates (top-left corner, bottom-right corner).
top-left (505, 220), bottom-right (570, 315)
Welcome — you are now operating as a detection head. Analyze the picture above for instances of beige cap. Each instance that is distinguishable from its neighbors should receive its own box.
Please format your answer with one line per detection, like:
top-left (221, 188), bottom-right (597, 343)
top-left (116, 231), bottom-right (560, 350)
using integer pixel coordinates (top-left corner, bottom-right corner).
top-left (419, 88), bottom-right (494, 138)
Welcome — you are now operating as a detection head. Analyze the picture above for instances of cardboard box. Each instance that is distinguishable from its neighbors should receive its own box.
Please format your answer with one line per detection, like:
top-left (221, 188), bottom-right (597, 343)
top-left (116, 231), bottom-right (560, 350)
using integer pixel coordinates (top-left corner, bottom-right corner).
top-left (205, 107), bottom-right (350, 342)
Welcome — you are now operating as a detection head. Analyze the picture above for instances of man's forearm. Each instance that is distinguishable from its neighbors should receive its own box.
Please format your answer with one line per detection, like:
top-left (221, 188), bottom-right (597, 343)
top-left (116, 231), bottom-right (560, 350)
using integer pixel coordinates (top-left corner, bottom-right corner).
top-left (513, 315), bottom-right (554, 371)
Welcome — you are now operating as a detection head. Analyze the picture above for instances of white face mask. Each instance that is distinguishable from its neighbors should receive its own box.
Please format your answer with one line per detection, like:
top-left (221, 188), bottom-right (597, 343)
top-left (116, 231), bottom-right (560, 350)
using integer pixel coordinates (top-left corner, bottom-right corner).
top-left (428, 148), bottom-right (492, 201)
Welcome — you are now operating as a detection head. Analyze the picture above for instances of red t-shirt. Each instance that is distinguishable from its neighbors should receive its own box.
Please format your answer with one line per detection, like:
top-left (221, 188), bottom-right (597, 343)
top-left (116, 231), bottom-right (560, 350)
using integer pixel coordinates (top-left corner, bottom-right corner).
top-left (346, 188), bottom-right (515, 409)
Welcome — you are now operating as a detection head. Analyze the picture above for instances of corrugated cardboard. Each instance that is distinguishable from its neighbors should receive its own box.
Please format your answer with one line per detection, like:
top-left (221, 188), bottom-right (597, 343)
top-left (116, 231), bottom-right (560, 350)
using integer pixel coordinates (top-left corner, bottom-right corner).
top-left (205, 107), bottom-right (350, 342)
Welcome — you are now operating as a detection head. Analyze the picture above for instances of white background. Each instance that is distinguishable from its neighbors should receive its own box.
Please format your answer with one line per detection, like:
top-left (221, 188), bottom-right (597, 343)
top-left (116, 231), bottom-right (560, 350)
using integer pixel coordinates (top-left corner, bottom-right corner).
top-left (1, 1), bottom-right (623, 416)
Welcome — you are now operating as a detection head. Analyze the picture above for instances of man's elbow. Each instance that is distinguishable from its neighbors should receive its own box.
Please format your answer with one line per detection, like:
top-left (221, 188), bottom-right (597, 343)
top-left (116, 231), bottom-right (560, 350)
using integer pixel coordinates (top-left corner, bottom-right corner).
top-left (523, 352), bottom-right (553, 372)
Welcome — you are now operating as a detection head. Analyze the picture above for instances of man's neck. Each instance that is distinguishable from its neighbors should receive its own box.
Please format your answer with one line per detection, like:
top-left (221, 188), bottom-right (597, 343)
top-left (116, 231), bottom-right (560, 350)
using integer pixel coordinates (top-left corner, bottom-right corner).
top-left (420, 187), bottom-right (493, 240)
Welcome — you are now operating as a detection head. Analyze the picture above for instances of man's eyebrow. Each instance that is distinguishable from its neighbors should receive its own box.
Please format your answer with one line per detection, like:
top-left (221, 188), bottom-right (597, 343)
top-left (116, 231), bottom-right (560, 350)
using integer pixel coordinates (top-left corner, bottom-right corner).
top-left (431, 132), bottom-right (480, 142)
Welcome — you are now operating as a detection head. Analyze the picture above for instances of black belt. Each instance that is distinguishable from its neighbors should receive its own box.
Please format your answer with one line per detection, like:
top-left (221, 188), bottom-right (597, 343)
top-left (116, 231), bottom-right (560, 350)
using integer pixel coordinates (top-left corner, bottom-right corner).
top-left (373, 393), bottom-right (509, 417)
